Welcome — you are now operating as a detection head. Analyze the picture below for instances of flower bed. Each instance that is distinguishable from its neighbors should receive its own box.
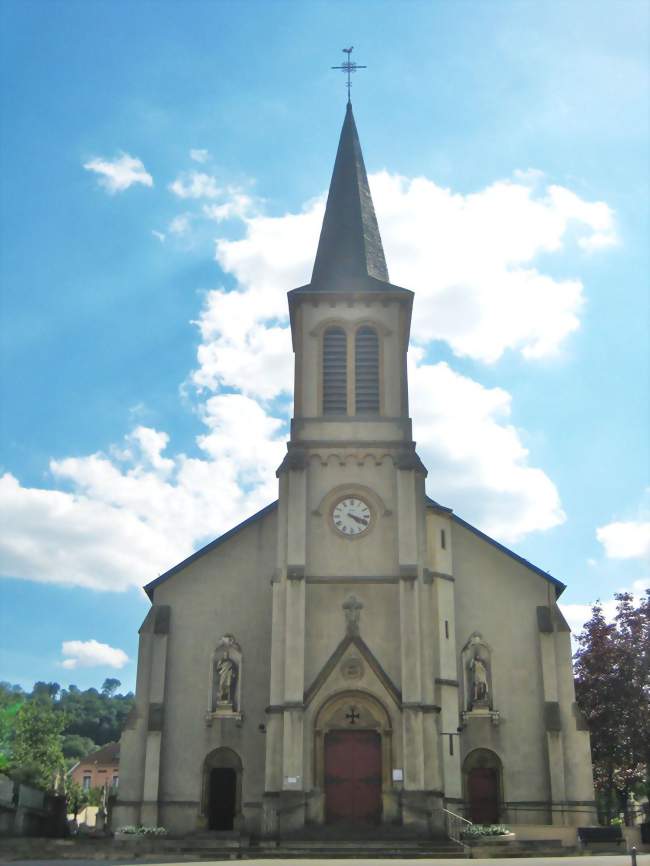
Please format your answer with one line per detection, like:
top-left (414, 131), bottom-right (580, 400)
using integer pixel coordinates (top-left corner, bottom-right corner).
top-left (115, 825), bottom-right (168, 837)
top-left (463, 823), bottom-right (511, 839)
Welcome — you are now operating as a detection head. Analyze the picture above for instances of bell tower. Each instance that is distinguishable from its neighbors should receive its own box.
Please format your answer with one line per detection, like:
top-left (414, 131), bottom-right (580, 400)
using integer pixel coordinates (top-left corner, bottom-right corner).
top-left (264, 101), bottom-right (441, 834)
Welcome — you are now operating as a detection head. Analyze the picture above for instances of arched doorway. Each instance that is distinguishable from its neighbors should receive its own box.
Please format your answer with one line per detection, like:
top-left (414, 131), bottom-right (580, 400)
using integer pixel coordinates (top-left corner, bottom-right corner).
top-left (314, 691), bottom-right (392, 827)
top-left (202, 747), bottom-right (242, 831)
top-left (463, 748), bottom-right (502, 824)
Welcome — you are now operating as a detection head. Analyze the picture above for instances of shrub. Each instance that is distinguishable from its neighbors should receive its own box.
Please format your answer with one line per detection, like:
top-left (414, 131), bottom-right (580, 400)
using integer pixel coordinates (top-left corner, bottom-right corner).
top-left (116, 825), bottom-right (167, 836)
top-left (462, 824), bottom-right (511, 838)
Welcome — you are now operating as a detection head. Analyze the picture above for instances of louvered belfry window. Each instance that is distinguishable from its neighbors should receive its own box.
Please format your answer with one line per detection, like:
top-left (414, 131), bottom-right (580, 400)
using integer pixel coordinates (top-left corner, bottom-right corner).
top-left (355, 327), bottom-right (380, 413)
top-left (322, 327), bottom-right (348, 414)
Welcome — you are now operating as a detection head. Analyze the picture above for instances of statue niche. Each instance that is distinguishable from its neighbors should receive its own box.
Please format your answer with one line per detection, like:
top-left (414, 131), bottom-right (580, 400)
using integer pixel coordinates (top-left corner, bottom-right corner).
top-left (208, 634), bottom-right (242, 722)
top-left (215, 653), bottom-right (237, 706)
top-left (461, 632), bottom-right (499, 724)
top-left (469, 652), bottom-right (489, 707)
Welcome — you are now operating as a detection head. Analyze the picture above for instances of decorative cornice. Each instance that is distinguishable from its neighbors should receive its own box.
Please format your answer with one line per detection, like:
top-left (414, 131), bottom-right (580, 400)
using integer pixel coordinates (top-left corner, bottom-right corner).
top-left (287, 565), bottom-right (305, 581)
top-left (276, 447), bottom-right (308, 476)
top-left (435, 678), bottom-right (459, 688)
top-left (394, 447), bottom-right (428, 475)
top-left (266, 702), bottom-right (304, 714)
top-left (537, 605), bottom-right (554, 633)
top-left (401, 702), bottom-right (441, 713)
top-left (545, 701), bottom-right (562, 731)
top-left (399, 565), bottom-right (418, 582)
top-left (306, 575), bottom-right (398, 584)
top-left (147, 702), bottom-right (164, 732)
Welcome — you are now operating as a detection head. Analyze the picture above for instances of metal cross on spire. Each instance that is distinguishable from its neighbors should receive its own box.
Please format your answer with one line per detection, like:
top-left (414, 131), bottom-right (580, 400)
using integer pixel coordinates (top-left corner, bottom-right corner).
top-left (331, 46), bottom-right (367, 103)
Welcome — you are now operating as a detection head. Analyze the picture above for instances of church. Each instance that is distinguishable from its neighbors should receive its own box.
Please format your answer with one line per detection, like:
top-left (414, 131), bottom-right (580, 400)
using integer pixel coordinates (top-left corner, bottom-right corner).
top-left (113, 100), bottom-right (596, 839)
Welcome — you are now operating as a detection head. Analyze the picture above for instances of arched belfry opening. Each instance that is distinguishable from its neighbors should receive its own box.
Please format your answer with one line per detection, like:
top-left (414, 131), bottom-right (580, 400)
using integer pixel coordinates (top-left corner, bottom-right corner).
top-left (202, 747), bottom-right (242, 831)
top-left (322, 326), bottom-right (348, 414)
top-left (314, 691), bottom-right (392, 826)
top-left (463, 748), bottom-right (503, 824)
top-left (354, 326), bottom-right (380, 413)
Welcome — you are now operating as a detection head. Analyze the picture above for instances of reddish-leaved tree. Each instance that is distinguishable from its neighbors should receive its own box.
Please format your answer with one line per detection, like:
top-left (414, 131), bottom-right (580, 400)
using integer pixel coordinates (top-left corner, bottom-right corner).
top-left (574, 590), bottom-right (650, 824)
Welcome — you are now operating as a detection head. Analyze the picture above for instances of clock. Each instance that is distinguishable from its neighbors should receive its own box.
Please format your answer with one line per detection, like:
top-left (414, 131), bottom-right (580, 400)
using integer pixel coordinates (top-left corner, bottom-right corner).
top-left (332, 496), bottom-right (372, 536)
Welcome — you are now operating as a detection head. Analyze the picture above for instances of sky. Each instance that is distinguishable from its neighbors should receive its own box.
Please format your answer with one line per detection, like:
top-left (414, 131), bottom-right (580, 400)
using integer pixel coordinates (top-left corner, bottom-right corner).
top-left (0, 0), bottom-right (648, 693)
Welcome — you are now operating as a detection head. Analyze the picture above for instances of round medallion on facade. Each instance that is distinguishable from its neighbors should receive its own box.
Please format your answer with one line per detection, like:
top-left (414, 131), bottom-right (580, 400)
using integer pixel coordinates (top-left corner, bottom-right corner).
top-left (340, 656), bottom-right (364, 681)
top-left (331, 496), bottom-right (372, 536)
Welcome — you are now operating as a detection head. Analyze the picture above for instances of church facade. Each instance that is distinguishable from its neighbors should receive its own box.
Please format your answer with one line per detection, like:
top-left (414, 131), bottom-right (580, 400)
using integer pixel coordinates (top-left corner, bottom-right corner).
top-left (114, 104), bottom-right (595, 838)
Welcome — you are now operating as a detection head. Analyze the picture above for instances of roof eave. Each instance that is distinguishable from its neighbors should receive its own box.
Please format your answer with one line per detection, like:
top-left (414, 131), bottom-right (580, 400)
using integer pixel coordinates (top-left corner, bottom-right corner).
top-left (424, 498), bottom-right (566, 596)
top-left (144, 501), bottom-right (279, 600)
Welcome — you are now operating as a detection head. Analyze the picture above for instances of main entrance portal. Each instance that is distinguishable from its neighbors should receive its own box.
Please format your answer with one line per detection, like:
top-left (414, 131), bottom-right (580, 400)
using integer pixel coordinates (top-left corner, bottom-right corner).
top-left (324, 730), bottom-right (381, 825)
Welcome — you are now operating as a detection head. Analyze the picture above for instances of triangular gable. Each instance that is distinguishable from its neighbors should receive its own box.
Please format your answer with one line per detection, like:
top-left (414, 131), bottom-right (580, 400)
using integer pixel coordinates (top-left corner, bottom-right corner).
top-left (143, 495), bottom-right (565, 601)
top-left (304, 633), bottom-right (401, 707)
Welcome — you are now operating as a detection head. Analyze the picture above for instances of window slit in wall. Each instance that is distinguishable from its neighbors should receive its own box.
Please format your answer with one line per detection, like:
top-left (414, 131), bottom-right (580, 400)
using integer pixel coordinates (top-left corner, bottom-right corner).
top-left (445, 620), bottom-right (449, 639)
top-left (441, 529), bottom-right (446, 549)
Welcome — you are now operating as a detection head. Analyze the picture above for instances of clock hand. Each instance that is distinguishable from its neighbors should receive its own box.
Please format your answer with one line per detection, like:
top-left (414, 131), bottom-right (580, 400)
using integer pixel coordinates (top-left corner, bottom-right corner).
top-left (349, 513), bottom-right (369, 525)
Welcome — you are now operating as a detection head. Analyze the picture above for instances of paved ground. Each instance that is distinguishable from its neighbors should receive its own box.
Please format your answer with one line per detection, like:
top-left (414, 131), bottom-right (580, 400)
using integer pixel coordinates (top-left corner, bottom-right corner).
top-left (2, 856), bottom-right (649, 866)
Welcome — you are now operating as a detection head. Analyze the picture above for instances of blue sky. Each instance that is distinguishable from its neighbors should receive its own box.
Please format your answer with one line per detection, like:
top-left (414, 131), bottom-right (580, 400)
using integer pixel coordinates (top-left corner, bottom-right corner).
top-left (1, 0), bottom-right (648, 693)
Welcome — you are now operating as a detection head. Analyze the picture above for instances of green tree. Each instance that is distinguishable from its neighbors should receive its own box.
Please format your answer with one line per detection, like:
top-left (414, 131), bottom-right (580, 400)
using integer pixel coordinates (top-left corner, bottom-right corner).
top-left (32, 681), bottom-right (60, 702)
top-left (574, 590), bottom-right (650, 824)
top-left (65, 779), bottom-right (88, 821)
top-left (0, 682), bottom-right (25, 708)
top-left (11, 699), bottom-right (65, 791)
top-left (62, 734), bottom-right (97, 762)
top-left (0, 683), bottom-right (25, 771)
top-left (101, 678), bottom-right (121, 697)
top-left (58, 684), bottom-right (133, 745)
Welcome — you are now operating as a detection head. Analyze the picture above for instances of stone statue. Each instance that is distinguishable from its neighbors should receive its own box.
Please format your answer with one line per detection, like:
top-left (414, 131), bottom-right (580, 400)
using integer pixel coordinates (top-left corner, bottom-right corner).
top-left (470, 652), bottom-right (489, 705)
top-left (215, 653), bottom-right (237, 705)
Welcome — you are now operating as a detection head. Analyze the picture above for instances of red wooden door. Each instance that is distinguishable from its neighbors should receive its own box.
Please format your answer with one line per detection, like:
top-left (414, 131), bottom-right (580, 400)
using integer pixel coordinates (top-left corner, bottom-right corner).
top-left (324, 730), bottom-right (381, 824)
top-left (467, 767), bottom-right (499, 823)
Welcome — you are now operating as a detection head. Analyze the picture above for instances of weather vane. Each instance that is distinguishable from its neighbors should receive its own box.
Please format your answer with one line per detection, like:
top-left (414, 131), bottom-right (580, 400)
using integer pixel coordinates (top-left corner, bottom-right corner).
top-left (332, 47), bottom-right (366, 102)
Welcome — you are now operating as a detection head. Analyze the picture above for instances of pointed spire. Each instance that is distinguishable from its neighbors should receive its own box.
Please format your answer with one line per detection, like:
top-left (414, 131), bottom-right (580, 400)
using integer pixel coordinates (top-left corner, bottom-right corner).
top-left (311, 102), bottom-right (389, 287)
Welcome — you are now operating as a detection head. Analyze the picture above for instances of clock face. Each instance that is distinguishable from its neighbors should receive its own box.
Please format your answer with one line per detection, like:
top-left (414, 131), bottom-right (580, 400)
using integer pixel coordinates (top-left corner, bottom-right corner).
top-left (332, 497), bottom-right (372, 536)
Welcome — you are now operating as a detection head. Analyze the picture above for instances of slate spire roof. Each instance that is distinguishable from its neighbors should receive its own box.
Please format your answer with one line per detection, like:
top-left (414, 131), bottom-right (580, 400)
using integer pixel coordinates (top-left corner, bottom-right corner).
top-left (310, 101), bottom-right (389, 287)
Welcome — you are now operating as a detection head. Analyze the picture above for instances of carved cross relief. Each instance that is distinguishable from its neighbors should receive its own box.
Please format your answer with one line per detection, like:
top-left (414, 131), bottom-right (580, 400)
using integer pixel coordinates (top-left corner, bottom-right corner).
top-left (345, 706), bottom-right (360, 725)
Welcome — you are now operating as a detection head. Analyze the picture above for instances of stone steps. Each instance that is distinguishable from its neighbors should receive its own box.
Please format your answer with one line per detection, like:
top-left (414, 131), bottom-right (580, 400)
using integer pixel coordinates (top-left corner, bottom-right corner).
top-left (173, 838), bottom-right (466, 859)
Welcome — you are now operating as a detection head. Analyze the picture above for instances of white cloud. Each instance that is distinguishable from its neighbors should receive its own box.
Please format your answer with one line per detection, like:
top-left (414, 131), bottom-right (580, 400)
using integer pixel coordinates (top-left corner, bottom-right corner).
top-left (61, 639), bottom-right (128, 670)
top-left (596, 520), bottom-right (650, 560)
top-left (169, 171), bottom-right (220, 199)
top-left (190, 148), bottom-right (210, 164)
top-left (83, 153), bottom-right (153, 193)
top-left (560, 599), bottom-right (618, 637)
top-left (0, 400), bottom-right (285, 591)
top-left (410, 360), bottom-right (565, 542)
top-left (210, 172), bottom-right (615, 364)
top-left (0, 167), bottom-right (617, 590)
top-left (169, 213), bottom-right (192, 236)
top-left (560, 578), bottom-right (649, 636)
top-left (151, 230), bottom-right (166, 243)
top-left (203, 191), bottom-right (254, 223)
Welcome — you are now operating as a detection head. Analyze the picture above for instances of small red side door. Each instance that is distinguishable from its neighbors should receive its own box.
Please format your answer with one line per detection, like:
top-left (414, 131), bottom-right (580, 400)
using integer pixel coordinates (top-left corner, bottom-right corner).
top-left (324, 730), bottom-right (381, 824)
top-left (468, 767), bottom-right (499, 823)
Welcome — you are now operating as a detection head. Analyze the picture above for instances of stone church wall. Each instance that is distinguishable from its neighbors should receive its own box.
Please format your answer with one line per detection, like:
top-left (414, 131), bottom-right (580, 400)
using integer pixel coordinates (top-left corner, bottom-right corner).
top-left (117, 508), bottom-right (277, 836)
top-left (452, 519), bottom-right (594, 825)
top-left (304, 583), bottom-right (401, 691)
